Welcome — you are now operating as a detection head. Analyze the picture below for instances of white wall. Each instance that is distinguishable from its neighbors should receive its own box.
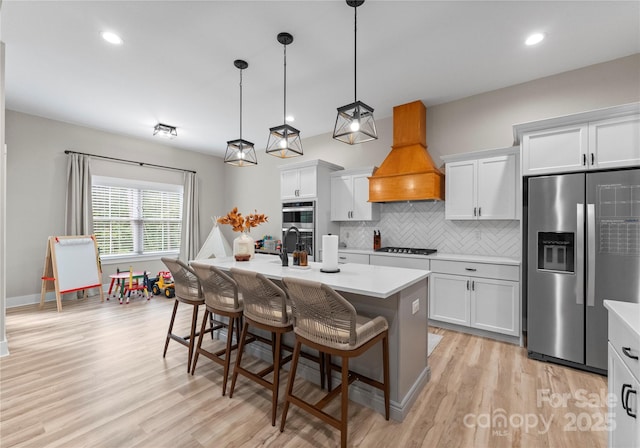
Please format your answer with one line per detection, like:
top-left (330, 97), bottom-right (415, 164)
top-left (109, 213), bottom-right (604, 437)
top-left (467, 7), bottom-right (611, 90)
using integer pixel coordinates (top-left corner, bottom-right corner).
top-left (5, 111), bottom-right (226, 305)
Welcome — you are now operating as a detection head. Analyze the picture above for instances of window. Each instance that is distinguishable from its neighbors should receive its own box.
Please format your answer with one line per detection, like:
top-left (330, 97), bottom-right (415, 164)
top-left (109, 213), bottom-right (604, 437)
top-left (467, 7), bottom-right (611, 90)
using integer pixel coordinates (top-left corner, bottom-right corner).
top-left (92, 176), bottom-right (183, 258)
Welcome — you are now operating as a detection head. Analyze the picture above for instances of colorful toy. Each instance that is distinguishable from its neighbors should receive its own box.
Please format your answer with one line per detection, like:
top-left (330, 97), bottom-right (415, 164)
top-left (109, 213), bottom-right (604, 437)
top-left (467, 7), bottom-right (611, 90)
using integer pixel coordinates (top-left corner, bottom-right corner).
top-left (148, 271), bottom-right (175, 298)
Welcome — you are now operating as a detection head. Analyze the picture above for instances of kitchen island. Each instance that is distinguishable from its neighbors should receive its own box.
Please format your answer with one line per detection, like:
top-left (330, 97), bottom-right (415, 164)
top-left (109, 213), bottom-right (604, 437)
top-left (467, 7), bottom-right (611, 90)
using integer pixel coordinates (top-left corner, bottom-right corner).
top-left (192, 254), bottom-right (431, 422)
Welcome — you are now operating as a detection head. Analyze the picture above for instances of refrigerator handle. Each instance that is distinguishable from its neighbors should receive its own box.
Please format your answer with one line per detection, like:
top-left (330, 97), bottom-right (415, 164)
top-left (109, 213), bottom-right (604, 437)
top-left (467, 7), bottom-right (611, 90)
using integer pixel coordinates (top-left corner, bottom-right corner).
top-left (575, 203), bottom-right (584, 305)
top-left (587, 204), bottom-right (596, 307)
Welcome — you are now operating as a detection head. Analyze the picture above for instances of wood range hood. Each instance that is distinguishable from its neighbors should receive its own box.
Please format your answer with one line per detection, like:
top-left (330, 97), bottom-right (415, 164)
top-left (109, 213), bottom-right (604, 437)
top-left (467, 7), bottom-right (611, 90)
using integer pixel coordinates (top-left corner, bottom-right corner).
top-left (369, 100), bottom-right (444, 202)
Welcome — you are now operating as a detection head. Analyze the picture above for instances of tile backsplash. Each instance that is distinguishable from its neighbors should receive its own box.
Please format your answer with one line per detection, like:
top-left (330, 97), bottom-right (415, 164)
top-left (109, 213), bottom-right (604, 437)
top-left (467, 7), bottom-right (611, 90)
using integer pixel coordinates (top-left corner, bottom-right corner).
top-left (338, 201), bottom-right (521, 259)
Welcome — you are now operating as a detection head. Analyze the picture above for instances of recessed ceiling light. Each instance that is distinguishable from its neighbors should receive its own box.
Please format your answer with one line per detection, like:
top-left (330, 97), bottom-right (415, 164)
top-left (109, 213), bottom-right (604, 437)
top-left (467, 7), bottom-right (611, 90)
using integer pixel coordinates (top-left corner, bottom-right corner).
top-left (525, 32), bottom-right (545, 46)
top-left (101, 31), bottom-right (123, 45)
top-left (286, 115), bottom-right (295, 123)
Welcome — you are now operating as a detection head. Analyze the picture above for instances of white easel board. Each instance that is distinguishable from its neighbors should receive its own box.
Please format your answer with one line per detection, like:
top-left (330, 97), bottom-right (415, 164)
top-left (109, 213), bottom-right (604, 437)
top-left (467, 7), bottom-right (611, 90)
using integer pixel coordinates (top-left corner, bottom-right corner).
top-left (41, 235), bottom-right (104, 311)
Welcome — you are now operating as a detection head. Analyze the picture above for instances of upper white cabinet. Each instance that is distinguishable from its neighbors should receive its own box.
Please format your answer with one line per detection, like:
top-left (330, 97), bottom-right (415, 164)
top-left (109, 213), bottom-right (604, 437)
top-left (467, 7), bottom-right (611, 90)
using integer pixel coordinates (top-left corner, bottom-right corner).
top-left (330, 167), bottom-right (380, 221)
top-left (590, 114), bottom-right (640, 170)
top-left (521, 124), bottom-right (588, 175)
top-left (443, 147), bottom-right (518, 220)
top-left (280, 159), bottom-right (343, 201)
top-left (515, 103), bottom-right (640, 176)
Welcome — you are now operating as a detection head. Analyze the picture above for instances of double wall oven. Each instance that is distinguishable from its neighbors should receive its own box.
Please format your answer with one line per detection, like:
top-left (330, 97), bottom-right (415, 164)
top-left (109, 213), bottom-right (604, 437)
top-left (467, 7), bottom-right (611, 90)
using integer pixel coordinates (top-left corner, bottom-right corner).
top-left (282, 201), bottom-right (315, 259)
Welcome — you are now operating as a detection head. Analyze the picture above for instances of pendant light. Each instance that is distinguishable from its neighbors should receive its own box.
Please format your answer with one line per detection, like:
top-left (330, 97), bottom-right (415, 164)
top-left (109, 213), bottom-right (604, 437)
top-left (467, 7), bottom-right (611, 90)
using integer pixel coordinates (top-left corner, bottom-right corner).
top-left (266, 32), bottom-right (303, 158)
top-left (225, 59), bottom-right (257, 166)
top-left (333, 0), bottom-right (377, 145)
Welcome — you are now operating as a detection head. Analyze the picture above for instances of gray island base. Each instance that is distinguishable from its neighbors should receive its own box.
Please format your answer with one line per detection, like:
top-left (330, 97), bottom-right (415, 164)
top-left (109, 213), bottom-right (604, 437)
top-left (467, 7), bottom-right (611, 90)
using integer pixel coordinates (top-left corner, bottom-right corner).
top-left (192, 254), bottom-right (431, 421)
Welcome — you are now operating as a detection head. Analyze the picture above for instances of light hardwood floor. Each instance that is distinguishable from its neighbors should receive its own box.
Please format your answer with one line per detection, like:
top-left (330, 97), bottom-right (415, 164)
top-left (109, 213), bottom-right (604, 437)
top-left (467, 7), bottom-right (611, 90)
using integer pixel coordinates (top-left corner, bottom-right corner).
top-left (1, 295), bottom-right (608, 447)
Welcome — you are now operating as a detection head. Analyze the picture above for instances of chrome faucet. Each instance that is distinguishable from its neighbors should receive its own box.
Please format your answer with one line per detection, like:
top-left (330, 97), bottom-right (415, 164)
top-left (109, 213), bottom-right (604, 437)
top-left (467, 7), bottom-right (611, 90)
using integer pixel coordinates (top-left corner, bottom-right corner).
top-left (281, 225), bottom-right (300, 267)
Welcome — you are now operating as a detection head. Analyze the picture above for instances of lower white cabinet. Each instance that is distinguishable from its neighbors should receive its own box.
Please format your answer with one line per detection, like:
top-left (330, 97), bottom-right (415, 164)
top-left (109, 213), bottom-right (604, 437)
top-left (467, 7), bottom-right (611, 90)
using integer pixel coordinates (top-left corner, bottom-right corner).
top-left (337, 252), bottom-right (369, 265)
top-left (608, 347), bottom-right (640, 447)
top-left (605, 300), bottom-right (640, 448)
top-left (429, 260), bottom-right (520, 337)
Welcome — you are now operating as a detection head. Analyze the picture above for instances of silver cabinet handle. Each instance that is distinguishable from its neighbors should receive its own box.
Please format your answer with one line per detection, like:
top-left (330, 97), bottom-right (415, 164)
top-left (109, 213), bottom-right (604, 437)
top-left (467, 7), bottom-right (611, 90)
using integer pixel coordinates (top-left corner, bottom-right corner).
top-left (465, 268), bottom-right (477, 272)
top-left (478, 207), bottom-right (481, 217)
top-left (587, 204), bottom-right (595, 307)
top-left (471, 281), bottom-right (475, 291)
top-left (466, 280), bottom-right (469, 290)
top-left (582, 154), bottom-right (587, 166)
top-left (575, 204), bottom-right (584, 305)
top-left (591, 153), bottom-right (595, 165)
top-left (473, 207), bottom-right (477, 217)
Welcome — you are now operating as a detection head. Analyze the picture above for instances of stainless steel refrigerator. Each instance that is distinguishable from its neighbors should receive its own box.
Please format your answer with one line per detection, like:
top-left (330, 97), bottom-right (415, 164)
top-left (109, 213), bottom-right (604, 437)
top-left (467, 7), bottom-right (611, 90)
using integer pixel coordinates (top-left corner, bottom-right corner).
top-left (526, 168), bottom-right (640, 373)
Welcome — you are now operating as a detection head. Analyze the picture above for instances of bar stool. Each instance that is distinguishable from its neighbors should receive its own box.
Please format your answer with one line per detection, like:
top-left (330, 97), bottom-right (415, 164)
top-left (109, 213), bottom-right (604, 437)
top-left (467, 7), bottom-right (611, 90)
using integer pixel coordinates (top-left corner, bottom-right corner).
top-left (161, 257), bottom-right (211, 373)
top-left (228, 268), bottom-right (294, 426)
top-left (280, 277), bottom-right (390, 448)
top-left (190, 262), bottom-right (244, 396)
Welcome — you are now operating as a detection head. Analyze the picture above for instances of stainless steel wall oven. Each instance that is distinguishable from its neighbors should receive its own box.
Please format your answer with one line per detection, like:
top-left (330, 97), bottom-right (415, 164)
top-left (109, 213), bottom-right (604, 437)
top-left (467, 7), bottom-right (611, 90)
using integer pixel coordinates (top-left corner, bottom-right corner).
top-left (282, 201), bottom-right (315, 258)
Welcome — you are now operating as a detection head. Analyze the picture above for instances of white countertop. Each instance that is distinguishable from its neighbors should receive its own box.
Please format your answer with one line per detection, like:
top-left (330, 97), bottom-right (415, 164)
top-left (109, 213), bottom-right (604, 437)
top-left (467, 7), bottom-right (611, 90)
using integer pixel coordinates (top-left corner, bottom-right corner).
top-left (338, 248), bottom-right (520, 265)
top-left (192, 254), bottom-right (430, 299)
top-left (604, 300), bottom-right (640, 338)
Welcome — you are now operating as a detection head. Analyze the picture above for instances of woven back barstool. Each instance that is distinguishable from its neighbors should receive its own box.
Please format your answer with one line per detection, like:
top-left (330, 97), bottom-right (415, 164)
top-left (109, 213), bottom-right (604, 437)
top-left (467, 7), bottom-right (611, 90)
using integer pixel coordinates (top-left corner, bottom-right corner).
top-left (280, 276), bottom-right (390, 448)
top-left (161, 257), bottom-right (211, 373)
top-left (190, 261), bottom-right (245, 396)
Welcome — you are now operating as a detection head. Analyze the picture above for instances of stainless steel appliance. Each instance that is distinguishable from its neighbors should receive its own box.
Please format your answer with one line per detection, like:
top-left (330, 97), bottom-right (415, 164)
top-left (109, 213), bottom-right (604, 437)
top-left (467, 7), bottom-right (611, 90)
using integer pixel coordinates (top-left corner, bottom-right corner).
top-left (375, 247), bottom-right (437, 256)
top-left (282, 201), bottom-right (315, 259)
top-left (526, 168), bottom-right (640, 373)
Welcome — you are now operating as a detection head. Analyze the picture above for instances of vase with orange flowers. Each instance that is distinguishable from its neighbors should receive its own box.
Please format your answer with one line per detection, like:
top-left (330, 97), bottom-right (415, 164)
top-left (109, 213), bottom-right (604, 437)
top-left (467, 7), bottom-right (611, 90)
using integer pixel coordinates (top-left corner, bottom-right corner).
top-left (217, 208), bottom-right (268, 261)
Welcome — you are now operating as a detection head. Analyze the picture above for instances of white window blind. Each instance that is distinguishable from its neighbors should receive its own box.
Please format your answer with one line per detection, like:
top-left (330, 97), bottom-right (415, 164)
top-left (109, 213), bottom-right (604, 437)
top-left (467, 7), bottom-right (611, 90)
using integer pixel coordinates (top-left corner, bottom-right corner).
top-left (92, 177), bottom-right (183, 258)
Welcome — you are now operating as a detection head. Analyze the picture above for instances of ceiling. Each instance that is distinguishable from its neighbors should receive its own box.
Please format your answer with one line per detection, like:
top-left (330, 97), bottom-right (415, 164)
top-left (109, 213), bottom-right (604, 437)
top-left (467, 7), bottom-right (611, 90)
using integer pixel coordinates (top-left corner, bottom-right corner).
top-left (2, 1), bottom-right (639, 158)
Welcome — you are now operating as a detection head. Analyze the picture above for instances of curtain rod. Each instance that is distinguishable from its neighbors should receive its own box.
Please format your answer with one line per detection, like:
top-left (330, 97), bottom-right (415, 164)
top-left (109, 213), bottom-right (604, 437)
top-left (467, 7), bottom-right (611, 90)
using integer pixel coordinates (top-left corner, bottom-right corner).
top-left (64, 150), bottom-right (196, 174)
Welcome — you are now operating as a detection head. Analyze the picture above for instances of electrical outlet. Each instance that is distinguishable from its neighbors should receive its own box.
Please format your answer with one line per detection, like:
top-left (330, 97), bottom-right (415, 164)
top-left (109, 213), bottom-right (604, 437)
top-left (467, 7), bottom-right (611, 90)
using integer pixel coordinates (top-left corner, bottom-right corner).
top-left (412, 299), bottom-right (419, 315)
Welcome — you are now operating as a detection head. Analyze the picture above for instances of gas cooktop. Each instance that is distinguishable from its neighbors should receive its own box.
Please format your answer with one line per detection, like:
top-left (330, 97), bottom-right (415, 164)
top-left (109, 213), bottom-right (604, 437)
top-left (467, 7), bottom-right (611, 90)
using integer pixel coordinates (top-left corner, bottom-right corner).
top-left (375, 247), bottom-right (437, 256)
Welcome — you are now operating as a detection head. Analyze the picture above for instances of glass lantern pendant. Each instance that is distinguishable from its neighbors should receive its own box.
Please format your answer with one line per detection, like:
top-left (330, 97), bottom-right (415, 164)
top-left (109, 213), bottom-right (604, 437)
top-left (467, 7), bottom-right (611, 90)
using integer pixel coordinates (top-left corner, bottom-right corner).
top-left (225, 59), bottom-right (258, 166)
top-left (333, 0), bottom-right (378, 145)
top-left (266, 32), bottom-right (303, 158)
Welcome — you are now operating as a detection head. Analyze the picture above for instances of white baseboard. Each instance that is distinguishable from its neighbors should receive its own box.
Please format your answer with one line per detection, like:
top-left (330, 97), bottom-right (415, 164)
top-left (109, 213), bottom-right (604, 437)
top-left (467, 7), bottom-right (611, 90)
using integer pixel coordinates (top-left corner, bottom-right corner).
top-left (7, 284), bottom-right (110, 309)
top-left (0, 338), bottom-right (8, 357)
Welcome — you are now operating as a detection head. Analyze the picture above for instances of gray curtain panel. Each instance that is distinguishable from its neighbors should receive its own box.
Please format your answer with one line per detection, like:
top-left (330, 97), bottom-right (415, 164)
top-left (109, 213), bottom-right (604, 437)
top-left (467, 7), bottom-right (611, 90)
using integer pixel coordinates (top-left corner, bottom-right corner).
top-left (65, 153), bottom-right (93, 236)
top-left (180, 171), bottom-right (200, 261)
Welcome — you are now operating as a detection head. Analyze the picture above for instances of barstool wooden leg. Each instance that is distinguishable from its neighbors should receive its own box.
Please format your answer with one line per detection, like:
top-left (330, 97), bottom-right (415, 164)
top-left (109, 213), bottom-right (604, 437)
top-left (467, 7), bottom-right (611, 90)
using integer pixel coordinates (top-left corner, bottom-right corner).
top-left (190, 309), bottom-right (209, 375)
top-left (280, 339), bottom-right (302, 433)
top-left (221, 315), bottom-right (236, 396)
top-left (271, 331), bottom-right (283, 426)
top-left (229, 321), bottom-right (250, 398)
top-left (340, 356), bottom-right (349, 448)
top-left (383, 333), bottom-right (390, 420)
top-left (187, 303), bottom-right (199, 373)
top-left (163, 299), bottom-right (179, 358)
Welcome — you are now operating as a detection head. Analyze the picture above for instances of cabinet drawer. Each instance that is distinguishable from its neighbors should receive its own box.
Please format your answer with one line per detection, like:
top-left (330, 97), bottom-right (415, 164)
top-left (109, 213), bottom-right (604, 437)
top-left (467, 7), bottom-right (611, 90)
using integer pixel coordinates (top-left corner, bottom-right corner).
top-left (338, 252), bottom-right (370, 265)
top-left (609, 314), bottom-right (640, 380)
top-left (431, 259), bottom-right (519, 281)
top-left (369, 255), bottom-right (430, 270)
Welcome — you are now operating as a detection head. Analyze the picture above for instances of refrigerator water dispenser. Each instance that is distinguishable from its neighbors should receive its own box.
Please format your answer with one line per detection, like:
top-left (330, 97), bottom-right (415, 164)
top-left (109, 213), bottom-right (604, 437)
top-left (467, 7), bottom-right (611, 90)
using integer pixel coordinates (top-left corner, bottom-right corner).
top-left (538, 232), bottom-right (575, 273)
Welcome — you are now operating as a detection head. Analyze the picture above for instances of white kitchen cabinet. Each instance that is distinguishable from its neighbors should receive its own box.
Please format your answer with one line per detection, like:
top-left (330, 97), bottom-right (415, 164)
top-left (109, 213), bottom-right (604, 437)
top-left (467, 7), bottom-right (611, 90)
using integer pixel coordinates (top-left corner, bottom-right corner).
top-left (429, 259), bottom-right (520, 338)
top-left (443, 148), bottom-right (518, 220)
top-left (521, 124), bottom-right (588, 175)
top-left (590, 114), bottom-right (640, 170)
top-left (516, 104), bottom-right (640, 176)
top-left (429, 273), bottom-right (470, 326)
top-left (281, 165), bottom-right (317, 200)
top-left (330, 167), bottom-right (380, 221)
top-left (337, 251), bottom-right (370, 265)
top-left (280, 159), bottom-right (343, 201)
top-left (604, 300), bottom-right (640, 448)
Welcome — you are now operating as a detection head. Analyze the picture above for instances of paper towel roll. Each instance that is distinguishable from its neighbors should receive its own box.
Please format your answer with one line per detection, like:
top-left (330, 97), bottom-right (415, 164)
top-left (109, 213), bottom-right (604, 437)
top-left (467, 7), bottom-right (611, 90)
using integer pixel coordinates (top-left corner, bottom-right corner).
top-left (322, 235), bottom-right (339, 272)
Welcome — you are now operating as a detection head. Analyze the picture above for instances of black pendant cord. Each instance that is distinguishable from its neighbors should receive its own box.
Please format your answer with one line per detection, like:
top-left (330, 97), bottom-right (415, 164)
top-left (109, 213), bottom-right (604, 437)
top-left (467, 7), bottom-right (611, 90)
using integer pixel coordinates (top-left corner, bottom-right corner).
top-left (283, 43), bottom-right (287, 127)
top-left (353, 4), bottom-right (357, 103)
top-left (239, 67), bottom-right (243, 146)
top-left (64, 150), bottom-right (196, 174)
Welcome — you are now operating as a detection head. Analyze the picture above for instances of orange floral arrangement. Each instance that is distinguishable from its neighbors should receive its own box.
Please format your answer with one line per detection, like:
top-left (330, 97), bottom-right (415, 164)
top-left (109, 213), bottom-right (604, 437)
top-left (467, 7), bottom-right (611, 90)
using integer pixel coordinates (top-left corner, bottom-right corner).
top-left (217, 207), bottom-right (268, 232)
